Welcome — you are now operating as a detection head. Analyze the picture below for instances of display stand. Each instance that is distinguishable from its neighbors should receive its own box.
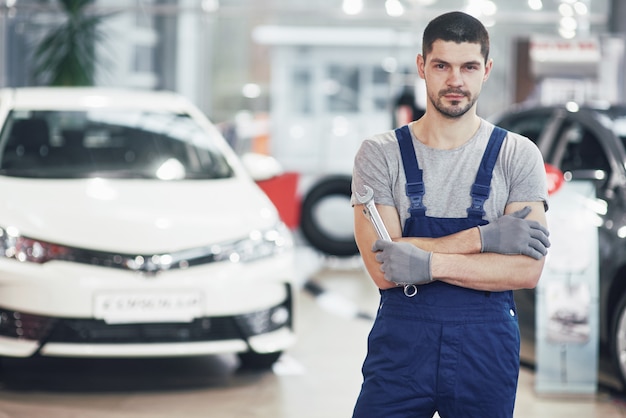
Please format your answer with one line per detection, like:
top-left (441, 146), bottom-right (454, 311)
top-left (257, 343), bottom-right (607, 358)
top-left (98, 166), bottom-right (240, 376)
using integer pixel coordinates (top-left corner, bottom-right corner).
top-left (535, 180), bottom-right (599, 395)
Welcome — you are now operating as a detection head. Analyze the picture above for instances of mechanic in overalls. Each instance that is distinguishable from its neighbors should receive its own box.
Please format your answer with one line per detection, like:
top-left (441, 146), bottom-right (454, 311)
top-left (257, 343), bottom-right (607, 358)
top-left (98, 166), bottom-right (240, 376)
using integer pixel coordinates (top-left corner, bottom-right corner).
top-left (351, 12), bottom-right (550, 418)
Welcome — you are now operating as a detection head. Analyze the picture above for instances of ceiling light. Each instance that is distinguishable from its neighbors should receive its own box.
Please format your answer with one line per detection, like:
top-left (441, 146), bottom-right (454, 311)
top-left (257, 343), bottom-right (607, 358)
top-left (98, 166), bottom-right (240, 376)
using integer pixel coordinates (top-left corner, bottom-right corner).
top-left (242, 83), bottom-right (261, 99)
top-left (560, 16), bottom-right (578, 31)
top-left (574, 1), bottom-right (588, 15)
top-left (343, 0), bottom-right (363, 15)
top-left (464, 0), bottom-right (497, 18)
top-left (465, 0), bottom-right (482, 17)
top-left (482, 1), bottom-right (497, 16)
top-left (528, 0), bottom-right (543, 11)
top-left (558, 3), bottom-right (574, 17)
top-left (382, 57), bottom-right (398, 73)
top-left (386, 0), bottom-right (405, 17)
top-left (559, 27), bottom-right (576, 39)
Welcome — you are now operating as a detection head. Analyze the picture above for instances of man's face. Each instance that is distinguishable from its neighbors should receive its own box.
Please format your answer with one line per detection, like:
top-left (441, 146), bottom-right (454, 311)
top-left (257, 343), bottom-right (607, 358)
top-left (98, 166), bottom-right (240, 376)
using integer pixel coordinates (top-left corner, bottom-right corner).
top-left (417, 40), bottom-right (492, 119)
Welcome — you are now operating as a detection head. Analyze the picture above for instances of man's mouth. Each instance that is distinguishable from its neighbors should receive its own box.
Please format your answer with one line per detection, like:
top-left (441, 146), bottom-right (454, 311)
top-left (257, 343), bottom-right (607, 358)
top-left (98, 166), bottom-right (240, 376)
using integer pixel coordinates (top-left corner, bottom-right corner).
top-left (443, 91), bottom-right (467, 100)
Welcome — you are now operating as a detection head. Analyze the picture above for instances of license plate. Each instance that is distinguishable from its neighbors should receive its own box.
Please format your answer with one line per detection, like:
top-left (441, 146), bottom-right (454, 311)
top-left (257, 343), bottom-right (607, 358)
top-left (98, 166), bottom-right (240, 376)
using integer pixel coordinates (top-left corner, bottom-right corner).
top-left (94, 291), bottom-right (203, 324)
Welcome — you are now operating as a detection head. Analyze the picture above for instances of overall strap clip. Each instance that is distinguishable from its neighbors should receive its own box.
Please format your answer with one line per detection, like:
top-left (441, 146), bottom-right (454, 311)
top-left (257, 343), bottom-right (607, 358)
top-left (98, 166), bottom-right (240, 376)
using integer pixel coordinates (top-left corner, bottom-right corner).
top-left (467, 184), bottom-right (490, 217)
top-left (396, 125), bottom-right (427, 217)
top-left (406, 181), bottom-right (426, 216)
top-left (466, 126), bottom-right (507, 220)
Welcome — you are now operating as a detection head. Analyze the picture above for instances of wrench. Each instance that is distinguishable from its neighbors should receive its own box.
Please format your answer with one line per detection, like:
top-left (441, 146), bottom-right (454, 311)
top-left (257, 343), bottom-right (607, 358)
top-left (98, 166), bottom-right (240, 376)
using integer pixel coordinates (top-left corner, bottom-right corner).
top-left (355, 185), bottom-right (391, 242)
top-left (355, 185), bottom-right (418, 298)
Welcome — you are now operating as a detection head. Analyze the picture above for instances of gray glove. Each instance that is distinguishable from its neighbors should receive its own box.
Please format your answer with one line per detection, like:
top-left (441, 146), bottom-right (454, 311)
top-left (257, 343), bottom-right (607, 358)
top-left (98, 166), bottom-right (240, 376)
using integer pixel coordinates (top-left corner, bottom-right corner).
top-left (372, 240), bottom-right (433, 285)
top-left (478, 206), bottom-right (550, 260)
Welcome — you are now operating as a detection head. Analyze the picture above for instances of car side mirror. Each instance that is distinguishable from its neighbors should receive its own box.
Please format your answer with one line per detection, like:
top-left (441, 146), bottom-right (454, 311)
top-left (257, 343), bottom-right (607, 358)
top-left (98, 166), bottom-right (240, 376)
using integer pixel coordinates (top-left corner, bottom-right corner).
top-left (240, 152), bottom-right (284, 181)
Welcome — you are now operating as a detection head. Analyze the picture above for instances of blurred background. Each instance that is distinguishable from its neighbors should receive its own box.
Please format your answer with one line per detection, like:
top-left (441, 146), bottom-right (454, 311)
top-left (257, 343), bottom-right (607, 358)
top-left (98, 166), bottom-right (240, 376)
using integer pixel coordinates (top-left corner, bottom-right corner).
top-left (2, 0), bottom-right (624, 174)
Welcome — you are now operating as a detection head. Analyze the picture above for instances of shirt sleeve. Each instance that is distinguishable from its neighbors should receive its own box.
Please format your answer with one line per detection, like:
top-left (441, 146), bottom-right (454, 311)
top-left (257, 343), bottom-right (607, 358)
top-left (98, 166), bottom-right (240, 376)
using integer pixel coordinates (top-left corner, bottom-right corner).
top-left (351, 135), bottom-right (398, 208)
top-left (503, 132), bottom-right (550, 211)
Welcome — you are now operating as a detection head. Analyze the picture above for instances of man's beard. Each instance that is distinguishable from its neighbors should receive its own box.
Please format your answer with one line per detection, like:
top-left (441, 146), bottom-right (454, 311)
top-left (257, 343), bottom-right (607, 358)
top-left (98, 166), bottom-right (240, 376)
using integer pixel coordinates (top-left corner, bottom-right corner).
top-left (430, 88), bottom-right (477, 119)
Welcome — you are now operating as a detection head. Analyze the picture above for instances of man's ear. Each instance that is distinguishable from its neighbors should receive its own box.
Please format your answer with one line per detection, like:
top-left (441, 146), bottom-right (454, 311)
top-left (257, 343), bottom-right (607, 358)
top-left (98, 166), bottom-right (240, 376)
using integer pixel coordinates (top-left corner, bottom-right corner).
top-left (417, 54), bottom-right (425, 79)
top-left (483, 58), bottom-right (494, 82)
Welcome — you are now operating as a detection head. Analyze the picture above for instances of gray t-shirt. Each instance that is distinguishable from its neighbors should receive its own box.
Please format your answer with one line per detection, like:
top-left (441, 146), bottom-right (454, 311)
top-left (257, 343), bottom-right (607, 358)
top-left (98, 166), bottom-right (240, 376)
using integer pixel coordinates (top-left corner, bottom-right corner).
top-left (351, 120), bottom-right (548, 230)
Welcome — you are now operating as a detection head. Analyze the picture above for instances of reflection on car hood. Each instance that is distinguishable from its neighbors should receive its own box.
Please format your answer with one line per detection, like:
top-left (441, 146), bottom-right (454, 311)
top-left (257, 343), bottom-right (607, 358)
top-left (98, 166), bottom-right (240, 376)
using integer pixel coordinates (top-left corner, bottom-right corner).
top-left (0, 176), bottom-right (278, 254)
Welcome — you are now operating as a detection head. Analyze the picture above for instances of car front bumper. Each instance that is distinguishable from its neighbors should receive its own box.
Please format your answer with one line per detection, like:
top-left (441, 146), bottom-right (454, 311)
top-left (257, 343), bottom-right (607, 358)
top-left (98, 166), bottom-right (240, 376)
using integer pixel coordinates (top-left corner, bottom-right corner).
top-left (0, 252), bottom-right (296, 358)
top-left (0, 290), bottom-right (294, 358)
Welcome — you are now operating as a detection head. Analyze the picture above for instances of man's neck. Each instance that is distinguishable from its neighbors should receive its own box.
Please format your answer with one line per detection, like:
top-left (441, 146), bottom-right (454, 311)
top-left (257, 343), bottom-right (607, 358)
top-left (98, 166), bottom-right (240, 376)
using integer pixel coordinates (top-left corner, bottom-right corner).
top-left (412, 112), bottom-right (482, 150)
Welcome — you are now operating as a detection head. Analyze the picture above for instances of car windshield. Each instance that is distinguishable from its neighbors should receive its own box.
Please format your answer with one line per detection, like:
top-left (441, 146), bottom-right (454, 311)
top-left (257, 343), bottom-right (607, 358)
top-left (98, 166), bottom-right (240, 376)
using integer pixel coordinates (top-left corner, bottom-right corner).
top-left (596, 107), bottom-right (626, 149)
top-left (0, 110), bottom-right (234, 180)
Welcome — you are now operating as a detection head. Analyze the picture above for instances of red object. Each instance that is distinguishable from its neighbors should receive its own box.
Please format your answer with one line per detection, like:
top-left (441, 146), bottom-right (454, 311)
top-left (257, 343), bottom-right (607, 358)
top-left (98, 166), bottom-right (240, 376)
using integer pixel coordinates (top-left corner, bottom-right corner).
top-left (256, 172), bottom-right (301, 229)
top-left (545, 163), bottom-right (564, 195)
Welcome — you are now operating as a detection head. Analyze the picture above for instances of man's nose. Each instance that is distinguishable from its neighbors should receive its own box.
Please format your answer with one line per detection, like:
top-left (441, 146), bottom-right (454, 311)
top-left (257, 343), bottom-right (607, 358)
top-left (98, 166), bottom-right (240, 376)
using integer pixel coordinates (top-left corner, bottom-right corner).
top-left (447, 68), bottom-right (463, 86)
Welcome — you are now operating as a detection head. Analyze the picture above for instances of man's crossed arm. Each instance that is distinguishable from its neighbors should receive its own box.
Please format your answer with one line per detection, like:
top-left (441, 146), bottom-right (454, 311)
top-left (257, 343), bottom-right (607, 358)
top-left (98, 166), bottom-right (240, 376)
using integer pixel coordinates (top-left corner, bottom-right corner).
top-left (354, 201), bottom-right (549, 292)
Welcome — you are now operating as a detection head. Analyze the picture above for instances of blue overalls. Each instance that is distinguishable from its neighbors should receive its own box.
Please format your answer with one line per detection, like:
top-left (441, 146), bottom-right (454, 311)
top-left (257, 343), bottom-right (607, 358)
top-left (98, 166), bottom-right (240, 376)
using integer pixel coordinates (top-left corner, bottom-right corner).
top-left (352, 126), bottom-right (520, 418)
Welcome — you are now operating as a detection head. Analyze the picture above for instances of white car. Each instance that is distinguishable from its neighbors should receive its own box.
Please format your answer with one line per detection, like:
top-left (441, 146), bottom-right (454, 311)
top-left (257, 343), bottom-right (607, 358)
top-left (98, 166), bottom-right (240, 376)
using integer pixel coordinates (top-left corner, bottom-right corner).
top-left (0, 87), bottom-right (296, 368)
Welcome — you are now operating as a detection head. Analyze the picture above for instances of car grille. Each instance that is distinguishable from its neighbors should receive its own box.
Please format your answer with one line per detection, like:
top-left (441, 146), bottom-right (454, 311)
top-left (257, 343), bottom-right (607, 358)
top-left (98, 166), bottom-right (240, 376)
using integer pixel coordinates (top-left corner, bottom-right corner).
top-left (0, 297), bottom-right (292, 346)
top-left (47, 317), bottom-right (241, 343)
top-left (0, 310), bottom-right (56, 340)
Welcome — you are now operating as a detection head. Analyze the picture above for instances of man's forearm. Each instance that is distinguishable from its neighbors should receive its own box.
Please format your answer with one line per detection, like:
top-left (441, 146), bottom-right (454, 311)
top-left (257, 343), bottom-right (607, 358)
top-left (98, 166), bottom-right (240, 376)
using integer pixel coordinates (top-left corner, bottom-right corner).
top-left (400, 227), bottom-right (481, 254)
top-left (400, 206), bottom-right (550, 261)
top-left (431, 252), bottom-right (545, 292)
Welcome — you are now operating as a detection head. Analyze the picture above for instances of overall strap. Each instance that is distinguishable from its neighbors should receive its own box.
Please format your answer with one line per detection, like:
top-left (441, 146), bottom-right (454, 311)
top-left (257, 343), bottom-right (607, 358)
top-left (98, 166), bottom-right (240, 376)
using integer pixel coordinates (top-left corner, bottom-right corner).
top-left (467, 126), bottom-right (508, 219)
top-left (395, 125), bottom-right (426, 217)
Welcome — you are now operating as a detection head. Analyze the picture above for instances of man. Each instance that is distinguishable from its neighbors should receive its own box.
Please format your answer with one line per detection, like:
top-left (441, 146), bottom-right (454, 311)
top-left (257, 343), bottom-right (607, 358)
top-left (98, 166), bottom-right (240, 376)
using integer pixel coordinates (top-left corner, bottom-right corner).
top-left (351, 11), bottom-right (550, 418)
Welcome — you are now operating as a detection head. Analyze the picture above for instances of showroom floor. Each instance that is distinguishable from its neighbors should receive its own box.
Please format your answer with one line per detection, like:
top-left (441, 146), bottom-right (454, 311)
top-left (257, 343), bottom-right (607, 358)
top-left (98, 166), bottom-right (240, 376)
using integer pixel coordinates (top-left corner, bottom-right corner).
top-left (0, 246), bottom-right (625, 418)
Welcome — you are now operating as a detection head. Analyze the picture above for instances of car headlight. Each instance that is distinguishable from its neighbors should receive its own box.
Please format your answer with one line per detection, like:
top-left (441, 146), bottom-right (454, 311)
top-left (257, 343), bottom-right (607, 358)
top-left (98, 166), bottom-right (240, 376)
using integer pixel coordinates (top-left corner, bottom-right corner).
top-left (211, 222), bottom-right (294, 263)
top-left (0, 226), bottom-right (71, 264)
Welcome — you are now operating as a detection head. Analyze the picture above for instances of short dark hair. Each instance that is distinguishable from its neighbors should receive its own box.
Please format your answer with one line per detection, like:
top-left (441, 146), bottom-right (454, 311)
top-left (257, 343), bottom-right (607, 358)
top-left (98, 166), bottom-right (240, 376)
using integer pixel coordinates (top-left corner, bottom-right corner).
top-left (422, 11), bottom-right (490, 62)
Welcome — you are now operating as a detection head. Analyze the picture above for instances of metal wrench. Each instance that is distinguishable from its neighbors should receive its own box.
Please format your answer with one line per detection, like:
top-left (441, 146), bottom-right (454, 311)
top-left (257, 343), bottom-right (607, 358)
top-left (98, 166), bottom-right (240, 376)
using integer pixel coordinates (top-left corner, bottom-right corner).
top-left (355, 185), bottom-right (391, 242)
top-left (355, 185), bottom-right (417, 298)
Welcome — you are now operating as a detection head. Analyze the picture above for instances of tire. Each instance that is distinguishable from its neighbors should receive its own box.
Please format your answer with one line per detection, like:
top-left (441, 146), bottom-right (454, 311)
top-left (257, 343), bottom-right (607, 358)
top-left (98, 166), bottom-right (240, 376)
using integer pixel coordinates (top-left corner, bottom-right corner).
top-left (612, 292), bottom-right (626, 388)
top-left (300, 175), bottom-right (358, 257)
top-left (238, 351), bottom-right (282, 370)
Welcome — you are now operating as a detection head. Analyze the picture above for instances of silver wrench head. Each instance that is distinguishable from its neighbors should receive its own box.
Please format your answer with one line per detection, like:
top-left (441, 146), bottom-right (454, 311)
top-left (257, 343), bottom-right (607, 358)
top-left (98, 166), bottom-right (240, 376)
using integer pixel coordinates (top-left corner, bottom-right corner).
top-left (355, 185), bottom-right (374, 205)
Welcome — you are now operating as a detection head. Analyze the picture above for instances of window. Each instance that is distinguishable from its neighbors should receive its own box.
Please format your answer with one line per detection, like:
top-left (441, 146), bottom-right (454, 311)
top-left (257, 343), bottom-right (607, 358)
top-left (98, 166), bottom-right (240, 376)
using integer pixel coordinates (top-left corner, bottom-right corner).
top-left (554, 121), bottom-right (611, 179)
top-left (325, 65), bottom-right (360, 112)
top-left (291, 69), bottom-right (312, 114)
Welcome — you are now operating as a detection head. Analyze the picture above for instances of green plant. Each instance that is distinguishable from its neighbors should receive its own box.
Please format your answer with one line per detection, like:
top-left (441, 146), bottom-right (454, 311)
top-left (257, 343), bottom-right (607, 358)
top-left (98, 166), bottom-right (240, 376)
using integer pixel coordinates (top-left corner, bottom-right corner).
top-left (32, 0), bottom-right (111, 86)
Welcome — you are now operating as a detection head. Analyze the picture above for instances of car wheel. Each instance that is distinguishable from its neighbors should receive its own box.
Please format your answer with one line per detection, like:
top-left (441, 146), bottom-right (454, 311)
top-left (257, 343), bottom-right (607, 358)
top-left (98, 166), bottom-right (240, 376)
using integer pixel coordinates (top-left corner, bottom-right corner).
top-left (612, 292), bottom-right (626, 388)
top-left (238, 351), bottom-right (282, 370)
top-left (300, 175), bottom-right (358, 257)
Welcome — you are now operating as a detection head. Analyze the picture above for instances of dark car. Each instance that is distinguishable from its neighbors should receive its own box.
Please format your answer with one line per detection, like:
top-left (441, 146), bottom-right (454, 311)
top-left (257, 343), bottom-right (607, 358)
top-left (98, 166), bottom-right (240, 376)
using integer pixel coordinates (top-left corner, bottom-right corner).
top-left (492, 102), bottom-right (626, 392)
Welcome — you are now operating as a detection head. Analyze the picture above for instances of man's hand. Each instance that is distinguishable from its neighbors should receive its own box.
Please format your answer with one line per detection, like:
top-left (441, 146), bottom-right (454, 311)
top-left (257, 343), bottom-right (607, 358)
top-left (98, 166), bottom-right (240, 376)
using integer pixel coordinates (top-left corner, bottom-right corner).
top-left (372, 240), bottom-right (433, 285)
top-left (478, 206), bottom-right (550, 260)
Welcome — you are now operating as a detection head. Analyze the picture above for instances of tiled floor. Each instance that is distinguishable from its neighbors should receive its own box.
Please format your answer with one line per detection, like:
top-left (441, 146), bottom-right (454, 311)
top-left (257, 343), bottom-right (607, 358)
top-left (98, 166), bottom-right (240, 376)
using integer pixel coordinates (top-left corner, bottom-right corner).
top-left (0, 248), bottom-right (624, 418)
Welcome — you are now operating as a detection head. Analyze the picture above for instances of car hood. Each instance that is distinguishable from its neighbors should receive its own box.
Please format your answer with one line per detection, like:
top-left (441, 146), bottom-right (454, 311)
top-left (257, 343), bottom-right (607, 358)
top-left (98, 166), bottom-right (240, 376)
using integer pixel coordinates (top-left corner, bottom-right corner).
top-left (0, 176), bottom-right (279, 254)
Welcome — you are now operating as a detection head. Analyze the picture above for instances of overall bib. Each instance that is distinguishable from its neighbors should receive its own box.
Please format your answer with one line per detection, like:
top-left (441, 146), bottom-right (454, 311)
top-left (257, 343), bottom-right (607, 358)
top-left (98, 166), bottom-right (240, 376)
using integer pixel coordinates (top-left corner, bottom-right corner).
top-left (352, 126), bottom-right (520, 418)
